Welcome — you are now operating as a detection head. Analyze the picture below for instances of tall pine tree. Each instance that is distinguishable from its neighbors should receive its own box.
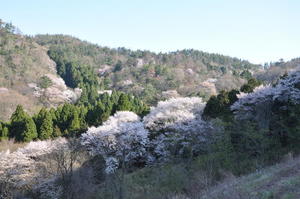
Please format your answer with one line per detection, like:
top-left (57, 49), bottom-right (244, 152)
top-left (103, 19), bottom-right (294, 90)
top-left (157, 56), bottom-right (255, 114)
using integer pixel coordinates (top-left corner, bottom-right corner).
top-left (115, 93), bottom-right (132, 111)
top-left (39, 111), bottom-right (53, 140)
top-left (21, 117), bottom-right (38, 142)
top-left (10, 105), bottom-right (27, 140)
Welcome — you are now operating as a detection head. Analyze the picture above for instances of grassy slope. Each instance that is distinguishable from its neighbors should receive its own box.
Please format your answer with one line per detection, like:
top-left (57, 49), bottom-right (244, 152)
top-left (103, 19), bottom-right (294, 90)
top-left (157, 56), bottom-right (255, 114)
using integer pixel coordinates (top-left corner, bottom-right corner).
top-left (201, 155), bottom-right (300, 199)
top-left (94, 155), bottom-right (300, 199)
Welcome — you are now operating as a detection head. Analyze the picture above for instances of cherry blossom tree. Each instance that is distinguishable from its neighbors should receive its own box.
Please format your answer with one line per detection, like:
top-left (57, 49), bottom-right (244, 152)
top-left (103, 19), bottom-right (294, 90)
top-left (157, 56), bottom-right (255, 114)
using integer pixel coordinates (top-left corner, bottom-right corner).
top-left (0, 138), bottom-right (68, 198)
top-left (81, 111), bottom-right (149, 199)
top-left (81, 111), bottom-right (149, 174)
top-left (231, 71), bottom-right (300, 127)
top-left (143, 97), bottom-right (213, 162)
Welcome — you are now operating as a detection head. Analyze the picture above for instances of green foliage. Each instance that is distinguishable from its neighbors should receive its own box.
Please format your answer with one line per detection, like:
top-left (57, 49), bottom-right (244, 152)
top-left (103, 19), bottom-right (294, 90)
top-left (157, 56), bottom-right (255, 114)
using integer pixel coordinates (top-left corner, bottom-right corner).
top-left (47, 49), bottom-right (99, 104)
top-left (9, 105), bottom-right (38, 142)
top-left (203, 89), bottom-right (239, 119)
top-left (10, 105), bottom-right (28, 140)
top-left (207, 90), bottom-right (300, 176)
top-left (113, 60), bottom-right (123, 72)
top-left (1, 127), bottom-right (9, 140)
top-left (220, 66), bottom-right (227, 74)
top-left (270, 102), bottom-right (300, 153)
top-left (0, 122), bottom-right (9, 140)
top-left (56, 104), bottom-right (81, 135)
top-left (21, 117), bottom-right (38, 142)
top-left (39, 111), bottom-right (53, 139)
top-left (34, 35), bottom-right (260, 105)
top-left (53, 125), bottom-right (62, 138)
top-left (240, 78), bottom-right (262, 93)
top-left (68, 109), bottom-right (81, 135)
top-left (87, 101), bottom-right (107, 126)
top-left (240, 70), bottom-right (252, 80)
top-left (115, 93), bottom-right (132, 112)
top-left (38, 76), bottom-right (53, 89)
top-left (86, 91), bottom-right (149, 126)
top-left (4, 89), bottom-right (148, 142)
top-left (34, 107), bottom-right (47, 130)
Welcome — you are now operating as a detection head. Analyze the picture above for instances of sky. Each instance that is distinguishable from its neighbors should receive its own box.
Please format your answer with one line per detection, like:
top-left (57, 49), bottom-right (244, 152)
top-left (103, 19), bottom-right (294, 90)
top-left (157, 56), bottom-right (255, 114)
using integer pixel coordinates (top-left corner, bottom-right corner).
top-left (1, 0), bottom-right (299, 64)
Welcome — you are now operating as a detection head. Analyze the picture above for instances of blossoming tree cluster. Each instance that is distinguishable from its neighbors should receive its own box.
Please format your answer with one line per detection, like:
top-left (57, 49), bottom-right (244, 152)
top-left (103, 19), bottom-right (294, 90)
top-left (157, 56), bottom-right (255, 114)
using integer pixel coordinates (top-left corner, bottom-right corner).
top-left (81, 111), bottom-right (149, 174)
top-left (231, 71), bottom-right (300, 123)
top-left (143, 97), bottom-right (213, 161)
top-left (0, 138), bottom-right (68, 198)
top-left (230, 71), bottom-right (300, 151)
top-left (81, 97), bottom-right (213, 172)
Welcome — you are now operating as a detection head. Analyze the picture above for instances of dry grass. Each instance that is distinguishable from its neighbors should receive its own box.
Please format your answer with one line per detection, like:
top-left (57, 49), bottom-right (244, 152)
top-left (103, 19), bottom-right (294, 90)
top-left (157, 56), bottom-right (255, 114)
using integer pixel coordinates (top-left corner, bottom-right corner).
top-left (0, 139), bottom-right (27, 152)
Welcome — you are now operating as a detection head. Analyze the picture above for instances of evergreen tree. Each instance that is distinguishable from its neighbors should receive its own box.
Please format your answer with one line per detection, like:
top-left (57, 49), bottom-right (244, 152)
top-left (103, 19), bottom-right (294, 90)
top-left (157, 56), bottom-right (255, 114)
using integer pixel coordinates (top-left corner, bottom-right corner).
top-left (203, 95), bottom-right (221, 118)
top-left (240, 70), bottom-right (252, 80)
top-left (203, 90), bottom-right (239, 119)
top-left (21, 117), bottom-right (38, 142)
top-left (59, 104), bottom-right (73, 131)
top-left (69, 110), bottom-right (80, 134)
top-left (115, 93), bottom-right (132, 111)
top-left (35, 107), bottom-right (47, 133)
top-left (240, 78), bottom-right (262, 93)
top-left (10, 105), bottom-right (27, 140)
top-left (39, 111), bottom-right (53, 140)
top-left (78, 106), bottom-right (88, 129)
top-left (113, 60), bottom-right (123, 72)
top-left (52, 125), bottom-right (62, 138)
top-left (78, 87), bottom-right (89, 105)
top-left (110, 90), bottom-right (120, 104)
top-left (87, 101), bottom-right (105, 126)
top-left (49, 108), bottom-right (57, 124)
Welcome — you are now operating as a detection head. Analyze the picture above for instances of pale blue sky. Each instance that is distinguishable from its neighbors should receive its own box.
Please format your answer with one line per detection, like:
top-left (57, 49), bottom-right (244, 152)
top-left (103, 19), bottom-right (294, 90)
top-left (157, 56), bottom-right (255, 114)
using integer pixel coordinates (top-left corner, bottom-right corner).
top-left (1, 0), bottom-right (299, 64)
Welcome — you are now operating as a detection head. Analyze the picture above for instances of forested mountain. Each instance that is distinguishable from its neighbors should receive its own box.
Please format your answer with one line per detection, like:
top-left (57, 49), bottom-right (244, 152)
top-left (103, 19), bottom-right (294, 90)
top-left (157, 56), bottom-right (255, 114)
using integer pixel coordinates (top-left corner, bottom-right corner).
top-left (0, 20), bottom-right (263, 120)
top-left (2, 20), bottom-right (300, 122)
top-left (34, 34), bottom-right (261, 104)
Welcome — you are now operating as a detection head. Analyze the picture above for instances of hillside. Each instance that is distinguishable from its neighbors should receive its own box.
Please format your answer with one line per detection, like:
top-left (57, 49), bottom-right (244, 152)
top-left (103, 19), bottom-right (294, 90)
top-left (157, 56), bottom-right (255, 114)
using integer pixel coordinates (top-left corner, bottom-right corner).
top-left (0, 63), bottom-right (300, 198)
top-left (1, 20), bottom-right (299, 120)
top-left (34, 34), bottom-right (261, 103)
top-left (0, 19), bottom-right (264, 121)
top-left (0, 22), bottom-right (80, 120)
top-left (256, 58), bottom-right (300, 84)
top-left (0, 19), bottom-right (265, 120)
top-left (201, 155), bottom-right (300, 199)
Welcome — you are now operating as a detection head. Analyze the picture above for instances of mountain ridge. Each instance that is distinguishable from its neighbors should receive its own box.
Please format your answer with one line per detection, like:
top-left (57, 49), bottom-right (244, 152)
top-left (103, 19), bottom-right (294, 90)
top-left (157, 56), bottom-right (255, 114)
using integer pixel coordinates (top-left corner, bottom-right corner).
top-left (1, 20), bottom-right (299, 121)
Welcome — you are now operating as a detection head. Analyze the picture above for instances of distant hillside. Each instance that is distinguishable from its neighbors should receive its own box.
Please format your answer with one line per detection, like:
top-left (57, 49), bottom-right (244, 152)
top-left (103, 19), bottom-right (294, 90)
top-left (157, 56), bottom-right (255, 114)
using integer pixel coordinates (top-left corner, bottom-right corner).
top-left (256, 58), bottom-right (300, 84)
top-left (35, 34), bottom-right (261, 103)
top-left (0, 22), bottom-right (79, 120)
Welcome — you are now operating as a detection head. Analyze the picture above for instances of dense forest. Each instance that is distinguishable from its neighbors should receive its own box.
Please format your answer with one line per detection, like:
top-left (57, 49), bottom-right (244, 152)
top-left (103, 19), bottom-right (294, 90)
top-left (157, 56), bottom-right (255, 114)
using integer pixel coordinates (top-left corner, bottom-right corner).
top-left (0, 90), bottom-right (149, 142)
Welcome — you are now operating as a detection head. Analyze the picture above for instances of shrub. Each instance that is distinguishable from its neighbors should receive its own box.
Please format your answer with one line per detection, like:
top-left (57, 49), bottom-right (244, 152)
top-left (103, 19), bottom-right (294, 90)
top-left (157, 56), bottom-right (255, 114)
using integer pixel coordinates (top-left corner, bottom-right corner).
top-left (38, 76), bottom-right (53, 89)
